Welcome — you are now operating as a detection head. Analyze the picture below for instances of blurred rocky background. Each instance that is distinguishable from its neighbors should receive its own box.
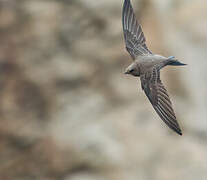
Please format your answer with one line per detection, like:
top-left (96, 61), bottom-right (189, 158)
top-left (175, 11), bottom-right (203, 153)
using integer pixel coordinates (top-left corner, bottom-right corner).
top-left (0, 0), bottom-right (207, 179)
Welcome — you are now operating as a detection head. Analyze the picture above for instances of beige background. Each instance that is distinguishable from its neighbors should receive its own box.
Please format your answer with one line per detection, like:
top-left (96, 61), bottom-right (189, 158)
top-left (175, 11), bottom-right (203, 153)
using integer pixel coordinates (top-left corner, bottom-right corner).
top-left (0, 0), bottom-right (207, 179)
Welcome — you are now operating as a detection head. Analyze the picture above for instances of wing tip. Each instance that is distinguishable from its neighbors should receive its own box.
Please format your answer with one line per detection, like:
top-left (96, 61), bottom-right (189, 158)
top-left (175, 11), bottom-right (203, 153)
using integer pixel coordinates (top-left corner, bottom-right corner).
top-left (168, 121), bottom-right (182, 136)
top-left (176, 128), bottom-right (182, 136)
top-left (170, 124), bottom-right (182, 136)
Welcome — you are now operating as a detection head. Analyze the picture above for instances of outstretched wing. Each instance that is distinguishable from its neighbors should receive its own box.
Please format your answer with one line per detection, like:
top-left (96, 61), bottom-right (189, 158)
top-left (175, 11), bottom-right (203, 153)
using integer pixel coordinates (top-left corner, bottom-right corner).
top-left (141, 68), bottom-right (182, 135)
top-left (122, 0), bottom-right (152, 60)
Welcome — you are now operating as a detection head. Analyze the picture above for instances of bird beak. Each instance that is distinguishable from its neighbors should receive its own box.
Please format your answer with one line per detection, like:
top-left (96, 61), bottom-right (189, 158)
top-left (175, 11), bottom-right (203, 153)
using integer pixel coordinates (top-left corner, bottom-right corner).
top-left (124, 70), bottom-right (129, 74)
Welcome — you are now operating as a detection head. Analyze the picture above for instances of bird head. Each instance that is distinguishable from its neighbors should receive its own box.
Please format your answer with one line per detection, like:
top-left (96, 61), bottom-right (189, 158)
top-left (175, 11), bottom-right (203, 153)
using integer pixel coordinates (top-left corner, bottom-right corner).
top-left (124, 63), bottom-right (140, 76)
top-left (124, 67), bottom-right (134, 74)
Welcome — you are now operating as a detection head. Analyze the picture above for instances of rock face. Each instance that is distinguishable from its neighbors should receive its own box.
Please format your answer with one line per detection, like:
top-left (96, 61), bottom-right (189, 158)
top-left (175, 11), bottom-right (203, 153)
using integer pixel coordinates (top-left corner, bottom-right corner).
top-left (0, 0), bottom-right (207, 179)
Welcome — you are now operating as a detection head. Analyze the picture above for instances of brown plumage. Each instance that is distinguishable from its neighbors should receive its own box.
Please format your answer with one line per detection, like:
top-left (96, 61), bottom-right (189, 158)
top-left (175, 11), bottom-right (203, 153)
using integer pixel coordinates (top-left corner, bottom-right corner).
top-left (122, 0), bottom-right (186, 135)
top-left (122, 0), bottom-right (152, 58)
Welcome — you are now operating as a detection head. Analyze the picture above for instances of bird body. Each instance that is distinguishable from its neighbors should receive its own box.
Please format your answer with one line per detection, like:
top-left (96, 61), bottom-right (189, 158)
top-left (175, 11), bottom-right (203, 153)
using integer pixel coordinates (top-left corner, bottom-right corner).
top-left (125, 55), bottom-right (167, 76)
top-left (122, 0), bottom-right (186, 135)
top-left (125, 55), bottom-right (185, 76)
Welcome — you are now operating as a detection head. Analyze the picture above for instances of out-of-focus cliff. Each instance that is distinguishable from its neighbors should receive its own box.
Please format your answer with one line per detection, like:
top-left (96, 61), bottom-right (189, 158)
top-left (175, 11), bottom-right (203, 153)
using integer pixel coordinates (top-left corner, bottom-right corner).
top-left (0, 0), bottom-right (207, 179)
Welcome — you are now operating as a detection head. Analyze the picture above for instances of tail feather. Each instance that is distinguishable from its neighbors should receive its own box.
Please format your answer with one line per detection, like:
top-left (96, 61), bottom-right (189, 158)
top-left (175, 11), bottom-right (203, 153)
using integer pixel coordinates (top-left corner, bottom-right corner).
top-left (167, 60), bottom-right (187, 66)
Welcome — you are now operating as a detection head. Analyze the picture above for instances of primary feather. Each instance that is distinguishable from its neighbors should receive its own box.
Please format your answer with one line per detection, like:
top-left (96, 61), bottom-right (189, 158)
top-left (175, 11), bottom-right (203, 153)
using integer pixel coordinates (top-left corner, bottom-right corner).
top-left (122, 0), bottom-right (152, 59)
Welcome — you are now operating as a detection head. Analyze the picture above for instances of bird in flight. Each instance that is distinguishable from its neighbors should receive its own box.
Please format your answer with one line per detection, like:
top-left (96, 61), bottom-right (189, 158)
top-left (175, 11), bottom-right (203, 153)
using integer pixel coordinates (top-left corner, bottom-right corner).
top-left (122, 0), bottom-right (186, 135)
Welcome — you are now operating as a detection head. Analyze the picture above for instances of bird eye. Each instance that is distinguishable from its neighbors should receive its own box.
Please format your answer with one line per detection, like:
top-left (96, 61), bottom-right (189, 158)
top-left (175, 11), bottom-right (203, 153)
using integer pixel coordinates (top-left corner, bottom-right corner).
top-left (129, 69), bottom-right (134, 73)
